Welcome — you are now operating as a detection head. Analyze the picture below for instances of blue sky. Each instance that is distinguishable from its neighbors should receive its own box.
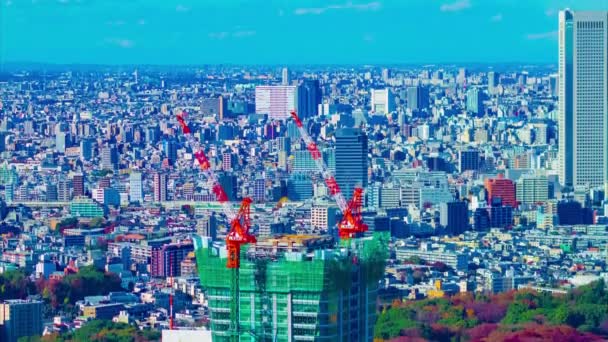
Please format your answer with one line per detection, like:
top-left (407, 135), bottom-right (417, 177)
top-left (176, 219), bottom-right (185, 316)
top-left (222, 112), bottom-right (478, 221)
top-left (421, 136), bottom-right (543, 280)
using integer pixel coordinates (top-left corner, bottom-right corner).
top-left (1, 0), bottom-right (607, 65)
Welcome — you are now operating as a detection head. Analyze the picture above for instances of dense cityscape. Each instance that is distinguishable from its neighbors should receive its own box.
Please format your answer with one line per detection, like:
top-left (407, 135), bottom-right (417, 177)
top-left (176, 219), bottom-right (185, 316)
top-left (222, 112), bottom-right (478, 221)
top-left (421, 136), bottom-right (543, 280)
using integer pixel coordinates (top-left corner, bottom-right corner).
top-left (1, 4), bottom-right (608, 342)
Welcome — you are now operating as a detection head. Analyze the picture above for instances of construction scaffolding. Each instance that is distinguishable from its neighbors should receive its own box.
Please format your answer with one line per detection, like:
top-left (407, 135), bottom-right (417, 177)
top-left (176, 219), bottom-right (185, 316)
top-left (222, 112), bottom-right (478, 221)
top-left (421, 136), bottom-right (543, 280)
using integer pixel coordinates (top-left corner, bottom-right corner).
top-left (194, 233), bottom-right (388, 342)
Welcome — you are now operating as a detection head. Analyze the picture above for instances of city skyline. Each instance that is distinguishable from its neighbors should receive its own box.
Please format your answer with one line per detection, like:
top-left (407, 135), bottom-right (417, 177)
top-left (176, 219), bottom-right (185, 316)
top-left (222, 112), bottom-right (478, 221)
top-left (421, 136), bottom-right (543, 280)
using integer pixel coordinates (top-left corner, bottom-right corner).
top-left (2, 0), bottom-right (608, 66)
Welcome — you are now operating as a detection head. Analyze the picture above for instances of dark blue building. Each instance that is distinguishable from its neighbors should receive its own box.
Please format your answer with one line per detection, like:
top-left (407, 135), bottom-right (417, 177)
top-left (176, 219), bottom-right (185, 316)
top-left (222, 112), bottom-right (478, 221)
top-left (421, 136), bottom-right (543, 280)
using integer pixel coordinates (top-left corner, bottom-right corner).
top-left (335, 128), bottom-right (368, 201)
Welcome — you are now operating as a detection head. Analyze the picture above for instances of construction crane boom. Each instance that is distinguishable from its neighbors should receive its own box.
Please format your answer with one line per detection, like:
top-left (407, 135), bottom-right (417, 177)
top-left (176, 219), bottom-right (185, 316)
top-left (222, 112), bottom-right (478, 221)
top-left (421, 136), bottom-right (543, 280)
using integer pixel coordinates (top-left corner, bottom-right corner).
top-left (289, 111), bottom-right (368, 239)
top-left (289, 111), bottom-right (347, 211)
top-left (176, 113), bottom-right (237, 220)
top-left (176, 112), bottom-right (256, 339)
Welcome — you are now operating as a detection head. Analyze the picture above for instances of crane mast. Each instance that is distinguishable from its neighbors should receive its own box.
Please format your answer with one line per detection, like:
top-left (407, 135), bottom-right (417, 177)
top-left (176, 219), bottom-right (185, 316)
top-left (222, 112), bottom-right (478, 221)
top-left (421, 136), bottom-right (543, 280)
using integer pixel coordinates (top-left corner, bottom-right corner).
top-left (289, 111), bottom-right (368, 239)
top-left (176, 112), bottom-right (255, 340)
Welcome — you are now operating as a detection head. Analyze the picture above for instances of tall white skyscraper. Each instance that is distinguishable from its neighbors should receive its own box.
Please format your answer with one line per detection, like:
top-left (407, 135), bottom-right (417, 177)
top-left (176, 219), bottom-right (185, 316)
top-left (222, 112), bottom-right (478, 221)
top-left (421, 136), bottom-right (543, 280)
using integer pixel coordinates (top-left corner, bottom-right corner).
top-left (558, 10), bottom-right (608, 189)
top-left (255, 85), bottom-right (297, 120)
top-left (129, 172), bottom-right (143, 203)
top-left (281, 67), bottom-right (290, 85)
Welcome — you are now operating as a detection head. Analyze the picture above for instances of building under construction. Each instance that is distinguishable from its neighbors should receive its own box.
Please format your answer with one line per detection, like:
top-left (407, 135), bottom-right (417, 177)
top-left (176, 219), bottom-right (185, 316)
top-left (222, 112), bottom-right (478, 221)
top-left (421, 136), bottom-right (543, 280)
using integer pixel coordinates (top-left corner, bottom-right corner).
top-left (194, 233), bottom-right (387, 341)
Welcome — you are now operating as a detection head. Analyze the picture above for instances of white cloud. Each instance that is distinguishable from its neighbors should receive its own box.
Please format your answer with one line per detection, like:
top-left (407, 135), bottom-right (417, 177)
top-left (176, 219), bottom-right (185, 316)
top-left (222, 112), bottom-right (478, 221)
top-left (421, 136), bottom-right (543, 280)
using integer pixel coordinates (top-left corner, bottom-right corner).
top-left (137, 19), bottom-right (146, 25)
top-left (278, 9), bottom-right (285, 16)
top-left (294, 1), bottom-right (381, 16)
top-left (106, 38), bottom-right (135, 48)
top-left (363, 33), bottom-right (374, 43)
top-left (545, 8), bottom-right (557, 17)
top-left (5, 0), bottom-right (12, 6)
top-left (490, 13), bottom-right (502, 22)
top-left (526, 31), bottom-right (558, 40)
top-left (440, 0), bottom-right (471, 12)
top-left (176, 4), bottom-right (190, 12)
top-left (209, 30), bottom-right (256, 40)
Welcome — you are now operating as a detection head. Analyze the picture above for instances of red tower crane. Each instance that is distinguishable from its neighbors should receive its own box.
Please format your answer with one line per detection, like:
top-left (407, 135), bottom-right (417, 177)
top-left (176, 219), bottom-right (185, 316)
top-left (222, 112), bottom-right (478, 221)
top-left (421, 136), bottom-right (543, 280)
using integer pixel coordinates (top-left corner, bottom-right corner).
top-left (289, 111), bottom-right (368, 239)
top-left (176, 112), bottom-right (255, 338)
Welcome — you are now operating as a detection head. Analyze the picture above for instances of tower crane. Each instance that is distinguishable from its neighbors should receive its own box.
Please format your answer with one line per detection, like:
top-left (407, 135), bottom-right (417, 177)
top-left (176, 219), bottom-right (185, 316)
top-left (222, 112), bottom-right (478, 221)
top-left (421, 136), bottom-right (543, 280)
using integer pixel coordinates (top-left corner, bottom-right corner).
top-left (289, 111), bottom-right (368, 239)
top-left (176, 112), bottom-right (256, 340)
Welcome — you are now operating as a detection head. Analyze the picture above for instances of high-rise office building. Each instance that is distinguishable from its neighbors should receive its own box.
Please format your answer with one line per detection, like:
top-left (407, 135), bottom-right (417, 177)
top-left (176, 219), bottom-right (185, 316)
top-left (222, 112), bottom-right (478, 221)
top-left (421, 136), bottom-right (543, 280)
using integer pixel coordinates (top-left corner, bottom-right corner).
top-left (297, 79), bottom-right (322, 118)
top-left (466, 87), bottom-right (485, 116)
top-left (162, 139), bottom-right (178, 166)
top-left (549, 74), bottom-right (559, 97)
top-left (46, 181), bottom-right (57, 202)
top-left (72, 173), bottom-right (85, 197)
top-left (0, 299), bottom-right (43, 342)
top-left (490, 205), bottom-right (513, 229)
top-left (381, 68), bottom-right (391, 82)
top-left (80, 139), bottom-right (93, 161)
top-left (101, 146), bottom-right (119, 171)
top-left (57, 179), bottom-right (71, 202)
top-left (459, 150), bottom-right (480, 172)
top-left (218, 173), bottom-right (238, 201)
top-left (485, 174), bottom-right (517, 208)
top-left (457, 68), bottom-right (468, 85)
top-left (558, 10), bottom-right (608, 189)
top-left (254, 177), bottom-right (265, 202)
top-left (371, 88), bottom-right (395, 114)
top-left (281, 67), bottom-right (290, 85)
top-left (335, 128), bottom-right (368, 200)
top-left (129, 172), bottom-right (143, 203)
top-left (516, 175), bottom-right (549, 204)
top-left (255, 85), bottom-right (297, 120)
top-left (487, 71), bottom-right (500, 94)
top-left (0, 132), bottom-right (6, 152)
top-left (440, 201), bottom-right (469, 235)
top-left (407, 86), bottom-right (429, 112)
top-left (153, 172), bottom-right (167, 202)
top-left (55, 132), bottom-right (67, 153)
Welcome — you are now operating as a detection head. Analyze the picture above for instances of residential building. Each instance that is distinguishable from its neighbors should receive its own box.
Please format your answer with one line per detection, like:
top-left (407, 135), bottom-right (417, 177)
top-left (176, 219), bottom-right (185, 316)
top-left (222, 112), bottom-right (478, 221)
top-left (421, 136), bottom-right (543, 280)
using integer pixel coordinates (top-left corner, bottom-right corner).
top-left (255, 85), bottom-right (297, 120)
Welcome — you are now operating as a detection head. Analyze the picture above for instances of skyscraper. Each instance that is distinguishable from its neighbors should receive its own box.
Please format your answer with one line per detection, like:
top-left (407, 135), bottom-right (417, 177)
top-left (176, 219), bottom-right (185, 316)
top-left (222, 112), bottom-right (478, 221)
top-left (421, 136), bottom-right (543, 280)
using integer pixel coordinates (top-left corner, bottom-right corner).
top-left (101, 146), bottom-right (119, 171)
top-left (55, 132), bottom-right (67, 153)
top-left (46, 181), bottom-right (57, 202)
top-left (153, 172), bottom-right (167, 202)
top-left (281, 67), bottom-right (290, 85)
top-left (129, 172), bottom-right (143, 203)
top-left (57, 179), bottom-right (71, 202)
top-left (371, 88), bottom-right (395, 114)
top-left (297, 79), bottom-right (322, 118)
top-left (459, 150), bottom-right (480, 172)
top-left (162, 139), bottom-right (177, 166)
top-left (406, 86), bottom-right (429, 112)
top-left (335, 128), bottom-right (368, 200)
top-left (80, 139), bottom-right (93, 161)
top-left (487, 71), bottom-right (500, 94)
top-left (558, 10), bottom-right (608, 189)
top-left (218, 173), bottom-right (238, 201)
top-left (440, 201), bottom-right (469, 235)
top-left (72, 173), bottom-right (85, 197)
top-left (254, 177), bottom-right (265, 202)
top-left (255, 85), bottom-right (297, 120)
top-left (466, 87), bottom-right (485, 116)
